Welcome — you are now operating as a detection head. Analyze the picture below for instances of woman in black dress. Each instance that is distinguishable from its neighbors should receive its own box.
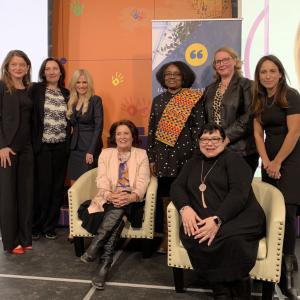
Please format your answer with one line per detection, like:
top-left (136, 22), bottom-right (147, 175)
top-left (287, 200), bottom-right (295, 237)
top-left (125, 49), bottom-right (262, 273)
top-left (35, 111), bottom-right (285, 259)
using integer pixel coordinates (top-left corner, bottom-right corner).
top-left (170, 123), bottom-right (265, 299)
top-left (147, 61), bottom-right (204, 252)
top-left (203, 47), bottom-right (258, 175)
top-left (252, 55), bottom-right (300, 299)
top-left (0, 50), bottom-right (33, 254)
top-left (30, 58), bottom-right (70, 240)
top-left (66, 69), bottom-right (103, 184)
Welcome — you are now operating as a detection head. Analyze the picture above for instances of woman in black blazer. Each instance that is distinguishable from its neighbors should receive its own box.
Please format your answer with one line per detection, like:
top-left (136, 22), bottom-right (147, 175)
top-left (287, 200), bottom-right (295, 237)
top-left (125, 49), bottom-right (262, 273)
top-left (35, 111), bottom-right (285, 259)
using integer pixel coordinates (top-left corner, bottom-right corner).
top-left (66, 69), bottom-right (103, 184)
top-left (30, 58), bottom-right (70, 240)
top-left (203, 47), bottom-right (258, 175)
top-left (0, 50), bottom-right (33, 254)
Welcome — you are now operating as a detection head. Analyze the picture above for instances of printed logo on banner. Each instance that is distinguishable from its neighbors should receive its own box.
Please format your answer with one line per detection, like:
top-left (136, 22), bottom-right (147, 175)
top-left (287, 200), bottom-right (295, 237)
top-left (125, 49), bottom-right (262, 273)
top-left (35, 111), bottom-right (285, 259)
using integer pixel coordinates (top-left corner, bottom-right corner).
top-left (185, 43), bottom-right (208, 67)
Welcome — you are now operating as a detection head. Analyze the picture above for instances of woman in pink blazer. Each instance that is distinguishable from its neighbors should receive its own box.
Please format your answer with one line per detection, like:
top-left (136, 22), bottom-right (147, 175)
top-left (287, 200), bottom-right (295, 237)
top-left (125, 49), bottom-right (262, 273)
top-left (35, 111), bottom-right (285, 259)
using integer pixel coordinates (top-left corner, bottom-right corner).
top-left (78, 119), bottom-right (150, 290)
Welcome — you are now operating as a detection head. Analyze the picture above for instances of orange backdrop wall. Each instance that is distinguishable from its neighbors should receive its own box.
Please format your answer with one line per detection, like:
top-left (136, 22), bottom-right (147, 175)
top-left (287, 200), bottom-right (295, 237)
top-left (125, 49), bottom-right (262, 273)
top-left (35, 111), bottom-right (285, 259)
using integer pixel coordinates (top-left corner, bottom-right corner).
top-left (52, 0), bottom-right (232, 145)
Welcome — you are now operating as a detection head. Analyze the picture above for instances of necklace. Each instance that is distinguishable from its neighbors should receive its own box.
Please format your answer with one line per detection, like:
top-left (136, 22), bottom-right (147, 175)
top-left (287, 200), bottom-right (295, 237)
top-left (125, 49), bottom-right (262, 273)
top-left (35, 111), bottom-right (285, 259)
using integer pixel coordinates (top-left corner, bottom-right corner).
top-left (265, 96), bottom-right (275, 108)
top-left (199, 159), bottom-right (219, 208)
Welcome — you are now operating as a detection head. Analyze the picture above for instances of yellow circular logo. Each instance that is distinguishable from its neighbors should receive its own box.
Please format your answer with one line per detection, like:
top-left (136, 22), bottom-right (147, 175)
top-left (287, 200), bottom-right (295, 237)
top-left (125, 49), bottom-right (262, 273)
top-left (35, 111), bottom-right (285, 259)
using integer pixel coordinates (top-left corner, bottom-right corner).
top-left (185, 43), bottom-right (208, 67)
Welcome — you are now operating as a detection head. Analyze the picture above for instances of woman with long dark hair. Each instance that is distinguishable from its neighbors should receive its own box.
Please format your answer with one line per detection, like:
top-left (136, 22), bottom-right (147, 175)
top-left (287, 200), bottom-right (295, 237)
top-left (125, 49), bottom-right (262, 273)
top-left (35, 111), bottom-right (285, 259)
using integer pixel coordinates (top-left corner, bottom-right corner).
top-left (30, 57), bottom-right (70, 240)
top-left (252, 55), bottom-right (300, 299)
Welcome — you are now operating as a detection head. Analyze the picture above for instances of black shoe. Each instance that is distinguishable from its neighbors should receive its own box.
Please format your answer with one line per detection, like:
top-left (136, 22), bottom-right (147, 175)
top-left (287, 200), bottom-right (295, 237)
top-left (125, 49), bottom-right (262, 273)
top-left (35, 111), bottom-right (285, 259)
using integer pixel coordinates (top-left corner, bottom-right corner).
top-left (92, 260), bottom-right (111, 290)
top-left (32, 233), bottom-right (41, 241)
top-left (44, 232), bottom-right (57, 240)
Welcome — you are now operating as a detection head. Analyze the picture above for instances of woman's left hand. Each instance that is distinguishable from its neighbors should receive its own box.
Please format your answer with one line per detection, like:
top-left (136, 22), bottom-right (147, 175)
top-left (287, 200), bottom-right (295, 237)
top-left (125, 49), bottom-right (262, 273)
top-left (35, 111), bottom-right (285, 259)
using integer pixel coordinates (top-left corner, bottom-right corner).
top-left (194, 217), bottom-right (219, 246)
top-left (265, 160), bottom-right (281, 179)
top-left (85, 153), bottom-right (94, 165)
top-left (110, 192), bottom-right (136, 208)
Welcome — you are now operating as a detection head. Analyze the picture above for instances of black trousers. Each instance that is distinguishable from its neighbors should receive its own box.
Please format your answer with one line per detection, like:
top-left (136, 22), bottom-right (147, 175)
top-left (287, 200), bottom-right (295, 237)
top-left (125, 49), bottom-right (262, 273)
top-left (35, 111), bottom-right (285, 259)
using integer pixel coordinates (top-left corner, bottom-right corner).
top-left (0, 144), bottom-right (33, 251)
top-left (33, 142), bottom-right (68, 235)
top-left (283, 204), bottom-right (298, 255)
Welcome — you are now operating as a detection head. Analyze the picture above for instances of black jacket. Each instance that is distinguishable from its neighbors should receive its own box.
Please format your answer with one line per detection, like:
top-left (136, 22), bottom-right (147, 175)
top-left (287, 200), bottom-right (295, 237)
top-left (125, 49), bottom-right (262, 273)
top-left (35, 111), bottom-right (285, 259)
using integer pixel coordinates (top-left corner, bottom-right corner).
top-left (0, 81), bottom-right (24, 148)
top-left (29, 82), bottom-right (71, 153)
top-left (69, 95), bottom-right (103, 156)
top-left (203, 74), bottom-right (257, 156)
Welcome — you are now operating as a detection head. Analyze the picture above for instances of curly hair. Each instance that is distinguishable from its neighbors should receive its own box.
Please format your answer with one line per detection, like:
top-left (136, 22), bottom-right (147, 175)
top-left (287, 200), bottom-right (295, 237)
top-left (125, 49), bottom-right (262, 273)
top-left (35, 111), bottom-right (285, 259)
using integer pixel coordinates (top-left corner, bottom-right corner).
top-left (38, 57), bottom-right (66, 89)
top-left (108, 119), bottom-right (140, 148)
top-left (0, 50), bottom-right (31, 93)
top-left (156, 61), bottom-right (195, 89)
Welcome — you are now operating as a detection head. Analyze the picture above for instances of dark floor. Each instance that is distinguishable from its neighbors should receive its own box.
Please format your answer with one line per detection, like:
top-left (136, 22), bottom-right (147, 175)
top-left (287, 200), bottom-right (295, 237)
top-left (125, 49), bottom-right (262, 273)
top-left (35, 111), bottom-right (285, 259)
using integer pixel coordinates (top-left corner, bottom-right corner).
top-left (0, 228), bottom-right (299, 300)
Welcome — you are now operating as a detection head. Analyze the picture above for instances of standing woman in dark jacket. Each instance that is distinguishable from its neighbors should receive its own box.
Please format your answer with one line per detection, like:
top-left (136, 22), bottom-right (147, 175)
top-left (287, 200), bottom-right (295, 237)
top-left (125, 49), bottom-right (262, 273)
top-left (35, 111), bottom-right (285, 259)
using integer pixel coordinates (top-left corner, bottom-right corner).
top-left (0, 50), bottom-right (33, 254)
top-left (203, 47), bottom-right (258, 174)
top-left (66, 69), bottom-right (103, 185)
top-left (30, 58), bottom-right (70, 240)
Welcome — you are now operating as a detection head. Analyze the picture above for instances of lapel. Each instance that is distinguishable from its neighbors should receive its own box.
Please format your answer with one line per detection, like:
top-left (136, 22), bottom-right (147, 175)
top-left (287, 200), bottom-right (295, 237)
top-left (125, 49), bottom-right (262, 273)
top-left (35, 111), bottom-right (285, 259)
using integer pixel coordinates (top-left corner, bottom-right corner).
top-left (110, 147), bottom-right (137, 190)
top-left (128, 147), bottom-right (137, 187)
top-left (38, 84), bottom-right (47, 120)
top-left (221, 73), bottom-right (239, 102)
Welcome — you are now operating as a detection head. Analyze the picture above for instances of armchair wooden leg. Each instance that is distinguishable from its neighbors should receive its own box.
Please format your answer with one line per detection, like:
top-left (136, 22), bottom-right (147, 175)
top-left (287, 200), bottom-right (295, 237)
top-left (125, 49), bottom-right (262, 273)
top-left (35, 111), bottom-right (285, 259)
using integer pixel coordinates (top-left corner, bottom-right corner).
top-left (262, 281), bottom-right (274, 300)
top-left (172, 267), bottom-right (185, 293)
top-left (74, 237), bottom-right (84, 257)
top-left (141, 239), bottom-right (153, 258)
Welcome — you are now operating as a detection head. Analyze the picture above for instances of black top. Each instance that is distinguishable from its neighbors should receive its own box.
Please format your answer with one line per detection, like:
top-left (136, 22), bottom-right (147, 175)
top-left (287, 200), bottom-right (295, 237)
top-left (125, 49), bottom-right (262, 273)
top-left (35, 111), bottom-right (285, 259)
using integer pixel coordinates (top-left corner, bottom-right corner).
top-left (11, 89), bottom-right (33, 151)
top-left (69, 95), bottom-right (103, 155)
top-left (147, 90), bottom-right (205, 177)
top-left (170, 149), bottom-right (265, 282)
top-left (261, 87), bottom-right (300, 205)
top-left (203, 74), bottom-right (256, 156)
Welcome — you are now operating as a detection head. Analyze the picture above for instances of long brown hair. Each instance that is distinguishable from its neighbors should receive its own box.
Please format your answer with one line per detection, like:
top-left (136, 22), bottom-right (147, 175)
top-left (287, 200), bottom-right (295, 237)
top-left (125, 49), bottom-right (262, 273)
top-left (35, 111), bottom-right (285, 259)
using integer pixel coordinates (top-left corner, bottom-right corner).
top-left (251, 55), bottom-right (288, 122)
top-left (0, 50), bottom-right (31, 93)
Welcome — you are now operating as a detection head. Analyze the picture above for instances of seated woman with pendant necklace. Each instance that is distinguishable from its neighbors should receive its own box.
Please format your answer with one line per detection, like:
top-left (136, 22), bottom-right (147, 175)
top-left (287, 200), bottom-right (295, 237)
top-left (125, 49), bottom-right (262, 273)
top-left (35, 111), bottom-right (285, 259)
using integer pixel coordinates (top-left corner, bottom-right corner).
top-left (170, 123), bottom-right (266, 300)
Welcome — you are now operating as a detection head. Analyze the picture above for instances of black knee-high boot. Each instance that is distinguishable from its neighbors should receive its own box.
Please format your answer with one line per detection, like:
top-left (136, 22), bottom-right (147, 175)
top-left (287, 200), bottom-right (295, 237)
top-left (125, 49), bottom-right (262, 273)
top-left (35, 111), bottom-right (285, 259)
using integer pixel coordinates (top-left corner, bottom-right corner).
top-left (91, 219), bottom-right (125, 290)
top-left (81, 208), bottom-right (124, 263)
top-left (279, 255), bottom-right (299, 300)
top-left (212, 282), bottom-right (232, 300)
top-left (230, 276), bottom-right (251, 300)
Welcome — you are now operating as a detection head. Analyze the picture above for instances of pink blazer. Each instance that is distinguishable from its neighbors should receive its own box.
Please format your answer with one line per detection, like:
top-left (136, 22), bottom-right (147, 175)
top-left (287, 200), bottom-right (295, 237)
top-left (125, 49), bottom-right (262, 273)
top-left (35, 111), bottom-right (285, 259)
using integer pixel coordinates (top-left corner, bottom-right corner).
top-left (88, 147), bottom-right (150, 213)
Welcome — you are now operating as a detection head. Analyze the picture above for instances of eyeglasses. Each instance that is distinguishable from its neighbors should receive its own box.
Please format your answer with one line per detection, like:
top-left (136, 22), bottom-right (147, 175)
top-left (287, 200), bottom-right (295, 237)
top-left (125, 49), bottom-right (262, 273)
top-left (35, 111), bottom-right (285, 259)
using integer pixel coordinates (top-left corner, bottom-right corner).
top-left (199, 137), bottom-right (223, 145)
top-left (214, 57), bottom-right (232, 66)
top-left (164, 72), bottom-right (182, 78)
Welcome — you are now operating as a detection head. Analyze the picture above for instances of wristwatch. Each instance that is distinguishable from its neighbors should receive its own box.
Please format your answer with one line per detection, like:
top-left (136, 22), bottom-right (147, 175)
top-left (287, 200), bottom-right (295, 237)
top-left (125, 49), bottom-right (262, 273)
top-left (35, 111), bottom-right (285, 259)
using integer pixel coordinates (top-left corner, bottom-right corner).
top-left (213, 216), bottom-right (222, 227)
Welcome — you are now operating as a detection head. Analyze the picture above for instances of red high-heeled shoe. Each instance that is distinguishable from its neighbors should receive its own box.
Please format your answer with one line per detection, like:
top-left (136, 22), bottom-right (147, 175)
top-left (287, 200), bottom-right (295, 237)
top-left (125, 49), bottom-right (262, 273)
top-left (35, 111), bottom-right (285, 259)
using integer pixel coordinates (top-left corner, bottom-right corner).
top-left (11, 245), bottom-right (25, 254)
top-left (23, 245), bottom-right (33, 250)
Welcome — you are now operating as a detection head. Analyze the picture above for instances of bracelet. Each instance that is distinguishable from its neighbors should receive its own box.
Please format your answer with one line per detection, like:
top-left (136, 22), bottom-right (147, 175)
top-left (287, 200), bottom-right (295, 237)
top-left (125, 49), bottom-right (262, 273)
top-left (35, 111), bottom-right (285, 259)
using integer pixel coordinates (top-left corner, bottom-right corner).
top-left (213, 216), bottom-right (222, 227)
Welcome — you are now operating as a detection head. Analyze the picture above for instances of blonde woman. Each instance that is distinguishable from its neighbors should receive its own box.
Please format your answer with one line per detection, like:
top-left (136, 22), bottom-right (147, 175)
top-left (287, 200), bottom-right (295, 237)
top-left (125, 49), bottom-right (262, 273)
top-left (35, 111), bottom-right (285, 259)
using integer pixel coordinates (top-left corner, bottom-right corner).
top-left (203, 47), bottom-right (258, 175)
top-left (66, 69), bottom-right (103, 184)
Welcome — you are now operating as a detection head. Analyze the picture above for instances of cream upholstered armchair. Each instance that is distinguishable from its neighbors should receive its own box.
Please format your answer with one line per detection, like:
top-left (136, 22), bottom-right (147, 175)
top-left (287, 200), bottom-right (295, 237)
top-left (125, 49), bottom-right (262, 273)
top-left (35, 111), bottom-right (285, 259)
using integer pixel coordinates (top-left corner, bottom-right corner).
top-left (167, 179), bottom-right (285, 300)
top-left (68, 168), bottom-right (157, 257)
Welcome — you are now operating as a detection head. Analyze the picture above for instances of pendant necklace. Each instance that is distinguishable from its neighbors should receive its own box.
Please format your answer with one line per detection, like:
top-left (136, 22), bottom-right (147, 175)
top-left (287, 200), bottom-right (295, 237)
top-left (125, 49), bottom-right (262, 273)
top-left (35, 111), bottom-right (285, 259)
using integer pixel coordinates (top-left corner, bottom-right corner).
top-left (199, 159), bottom-right (219, 208)
top-left (265, 96), bottom-right (275, 108)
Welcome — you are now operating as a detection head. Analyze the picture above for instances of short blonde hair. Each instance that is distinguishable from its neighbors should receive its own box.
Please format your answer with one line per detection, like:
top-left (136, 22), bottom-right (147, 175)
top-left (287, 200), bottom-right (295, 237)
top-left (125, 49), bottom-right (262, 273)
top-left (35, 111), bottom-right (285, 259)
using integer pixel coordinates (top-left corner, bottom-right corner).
top-left (67, 69), bottom-right (95, 119)
top-left (212, 46), bottom-right (243, 81)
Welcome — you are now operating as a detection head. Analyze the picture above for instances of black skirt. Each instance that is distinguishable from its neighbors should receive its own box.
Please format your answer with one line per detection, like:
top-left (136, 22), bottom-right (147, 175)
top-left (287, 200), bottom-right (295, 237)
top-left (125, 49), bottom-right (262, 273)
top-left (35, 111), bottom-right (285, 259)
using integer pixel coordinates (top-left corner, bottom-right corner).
top-left (78, 200), bottom-right (145, 234)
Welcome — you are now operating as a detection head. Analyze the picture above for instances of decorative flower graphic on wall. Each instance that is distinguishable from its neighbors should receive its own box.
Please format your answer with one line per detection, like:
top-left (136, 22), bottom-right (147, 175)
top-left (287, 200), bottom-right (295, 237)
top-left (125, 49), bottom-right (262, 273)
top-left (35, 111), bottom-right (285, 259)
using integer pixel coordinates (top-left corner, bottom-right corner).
top-left (112, 72), bottom-right (124, 86)
top-left (121, 97), bottom-right (150, 117)
top-left (71, 0), bottom-right (84, 17)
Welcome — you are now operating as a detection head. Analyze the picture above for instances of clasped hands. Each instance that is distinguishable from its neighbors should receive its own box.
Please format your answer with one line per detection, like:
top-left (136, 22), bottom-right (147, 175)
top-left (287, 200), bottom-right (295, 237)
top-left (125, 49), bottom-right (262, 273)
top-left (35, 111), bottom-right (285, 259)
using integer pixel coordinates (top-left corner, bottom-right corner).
top-left (181, 206), bottom-right (219, 246)
top-left (108, 191), bottom-right (137, 208)
top-left (263, 159), bottom-right (281, 179)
